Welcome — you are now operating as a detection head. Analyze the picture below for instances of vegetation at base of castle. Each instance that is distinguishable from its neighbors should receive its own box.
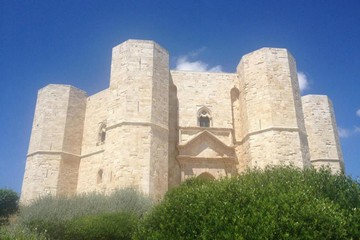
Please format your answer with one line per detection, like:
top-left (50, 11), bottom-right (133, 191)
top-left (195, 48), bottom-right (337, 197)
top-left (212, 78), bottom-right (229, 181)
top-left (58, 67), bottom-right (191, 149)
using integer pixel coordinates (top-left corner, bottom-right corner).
top-left (18, 188), bottom-right (152, 224)
top-left (15, 188), bottom-right (152, 240)
top-left (22, 212), bottom-right (138, 240)
top-left (0, 189), bottom-right (19, 225)
top-left (65, 212), bottom-right (137, 240)
top-left (1, 168), bottom-right (359, 240)
top-left (0, 224), bottom-right (46, 240)
top-left (135, 166), bottom-right (360, 240)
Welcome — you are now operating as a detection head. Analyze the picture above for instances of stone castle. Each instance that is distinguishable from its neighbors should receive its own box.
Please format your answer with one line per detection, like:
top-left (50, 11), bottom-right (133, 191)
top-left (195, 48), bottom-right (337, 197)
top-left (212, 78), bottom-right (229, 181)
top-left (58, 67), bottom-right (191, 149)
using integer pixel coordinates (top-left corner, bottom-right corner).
top-left (21, 39), bottom-right (344, 203)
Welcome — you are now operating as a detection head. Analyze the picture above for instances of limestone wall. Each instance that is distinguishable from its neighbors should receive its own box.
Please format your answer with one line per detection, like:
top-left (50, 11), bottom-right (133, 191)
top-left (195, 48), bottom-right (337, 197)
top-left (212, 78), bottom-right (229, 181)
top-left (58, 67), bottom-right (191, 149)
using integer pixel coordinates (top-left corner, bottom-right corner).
top-left (77, 152), bottom-right (105, 193)
top-left (80, 89), bottom-right (108, 156)
top-left (57, 86), bottom-right (86, 196)
top-left (27, 85), bottom-right (72, 153)
top-left (246, 130), bottom-right (305, 168)
top-left (149, 41), bottom-right (170, 198)
top-left (62, 87), bottom-right (87, 155)
top-left (77, 89), bottom-right (108, 193)
top-left (103, 40), bottom-right (169, 198)
top-left (21, 154), bottom-right (62, 202)
top-left (168, 79), bottom-right (180, 189)
top-left (57, 154), bottom-right (81, 196)
top-left (302, 95), bottom-right (344, 173)
top-left (21, 85), bottom-right (87, 203)
top-left (107, 40), bottom-right (162, 125)
top-left (103, 125), bottom-right (153, 193)
top-left (230, 83), bottom-right (244, 142)
top-left (237, 48), bottom-right (309, 169)
top-left (171, 71), bottom-right (236, 128)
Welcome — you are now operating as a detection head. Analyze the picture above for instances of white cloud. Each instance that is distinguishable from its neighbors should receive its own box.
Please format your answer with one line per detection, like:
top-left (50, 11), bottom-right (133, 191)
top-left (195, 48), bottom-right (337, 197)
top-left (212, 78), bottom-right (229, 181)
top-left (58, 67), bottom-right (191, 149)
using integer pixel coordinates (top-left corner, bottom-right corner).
top-left (187, 47), bottom-right (207, 58)
top-left (356, 109), bottom-right (360, 117)
top-left (208, 65), bottom-right (223, 72)
top-left (297, 71), bottom-right (309, 92)
top-left (174, 49), bottom-right (223, 72)
top-left (355, 126), bottom-right (360, 134)
top-left (338, 127), bottom-right (351, 138)
top-left (338, 126), bottom-right (360, 138)
top-left (175, 57), bottom-right (207, 72)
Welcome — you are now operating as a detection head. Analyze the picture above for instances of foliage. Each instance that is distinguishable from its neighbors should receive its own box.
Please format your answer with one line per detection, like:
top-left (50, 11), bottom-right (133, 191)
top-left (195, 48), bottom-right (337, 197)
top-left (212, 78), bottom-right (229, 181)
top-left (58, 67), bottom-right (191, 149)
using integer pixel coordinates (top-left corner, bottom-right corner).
top-left (17, 188), bottom-right (152, 239)
top-left (63, 212), bottom-right (138, 240)
top-left (0, 189), bottom-right (19, 225)
top-left (136, 166), bottom-right (360, 240)
top-left (0, 224), bottom-right (46, 240)
top-left (18, 188), bottom-right (152, 224)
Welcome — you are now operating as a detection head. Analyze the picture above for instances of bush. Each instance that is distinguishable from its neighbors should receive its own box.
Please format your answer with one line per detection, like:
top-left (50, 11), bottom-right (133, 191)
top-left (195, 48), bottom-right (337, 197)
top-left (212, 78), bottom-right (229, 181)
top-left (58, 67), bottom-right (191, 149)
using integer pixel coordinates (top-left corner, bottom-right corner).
top-left (136, 166), bottom-right (360, 240)
top-left (17, 188), bottom-right (153, 239)
top-left (18, 188), bottom-right (152, 225)
top-left (0, 189), bottom-right (19, 225)
top-left (63, 212), bottom-right (138, 240)
top-left (0, 224), bottom-right (46, 240)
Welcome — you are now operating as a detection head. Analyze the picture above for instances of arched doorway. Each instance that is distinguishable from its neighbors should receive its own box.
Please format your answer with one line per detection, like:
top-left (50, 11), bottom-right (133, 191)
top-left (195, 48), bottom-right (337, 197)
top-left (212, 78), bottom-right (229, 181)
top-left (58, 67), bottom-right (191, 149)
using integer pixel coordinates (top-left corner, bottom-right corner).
top-left (197, 172), bottom-right (215, 180)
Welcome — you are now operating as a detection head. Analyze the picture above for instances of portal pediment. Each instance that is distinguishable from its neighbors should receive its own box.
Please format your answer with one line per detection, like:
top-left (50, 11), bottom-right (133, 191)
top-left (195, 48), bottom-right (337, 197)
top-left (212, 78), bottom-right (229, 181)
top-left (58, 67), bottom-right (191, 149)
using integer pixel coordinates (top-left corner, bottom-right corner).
top-left (177, 130), bottom-right (235, 160)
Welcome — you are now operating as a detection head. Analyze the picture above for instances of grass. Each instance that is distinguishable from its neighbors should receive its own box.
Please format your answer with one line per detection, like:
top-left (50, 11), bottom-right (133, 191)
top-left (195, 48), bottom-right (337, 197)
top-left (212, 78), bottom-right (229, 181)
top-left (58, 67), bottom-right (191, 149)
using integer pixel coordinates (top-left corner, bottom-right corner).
top-left (1, 188), bottom-right (153, 240)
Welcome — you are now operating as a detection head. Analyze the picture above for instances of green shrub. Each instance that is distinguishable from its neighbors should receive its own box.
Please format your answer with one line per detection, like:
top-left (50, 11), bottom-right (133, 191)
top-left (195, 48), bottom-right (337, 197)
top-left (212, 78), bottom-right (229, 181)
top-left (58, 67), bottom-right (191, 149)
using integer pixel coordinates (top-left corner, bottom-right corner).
top-left (136, 166), bottom-right (360, 240)
top-left (0, 189), bottom-right (19, 225)
top-left (63, 212), bottom-right (138, 240)
top-left (26, 219), bottom-right (66, 240)
top-left (17, 188), bottom-right (152, 239)
top-left (17, 188), bottom-right (152, 223)
top-left (0, 224), bottom-right (46, 240)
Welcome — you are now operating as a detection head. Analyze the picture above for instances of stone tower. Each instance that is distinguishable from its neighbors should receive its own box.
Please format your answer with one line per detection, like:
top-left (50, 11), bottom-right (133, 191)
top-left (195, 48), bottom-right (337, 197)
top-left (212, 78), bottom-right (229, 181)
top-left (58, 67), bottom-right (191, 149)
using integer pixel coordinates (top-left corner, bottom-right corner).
top-left (102, 40), bottom-right (170, 199)
top-left (21, 85), bottom-right (87, 201)
top-left (302, 95), bottom-right (344, 172)
top-left (235, 48), bottom-right (310, 170)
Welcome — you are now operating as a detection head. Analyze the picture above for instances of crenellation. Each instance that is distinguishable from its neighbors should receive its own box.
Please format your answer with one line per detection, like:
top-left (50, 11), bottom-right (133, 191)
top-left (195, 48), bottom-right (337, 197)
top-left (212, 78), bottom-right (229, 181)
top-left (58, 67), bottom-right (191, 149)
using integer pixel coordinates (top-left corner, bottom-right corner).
top-left (21, 39), bottom-right (344, 203)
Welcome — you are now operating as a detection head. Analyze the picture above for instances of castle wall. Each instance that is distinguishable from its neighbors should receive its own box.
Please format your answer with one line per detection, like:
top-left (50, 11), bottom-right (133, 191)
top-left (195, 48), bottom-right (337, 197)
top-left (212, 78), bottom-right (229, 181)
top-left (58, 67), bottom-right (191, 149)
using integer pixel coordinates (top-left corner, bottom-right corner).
top-left (245, 131), bottom-right (306, 168)
top-left (168, 78), bottom-right (180, 189)
top-left (171, 71), bottom-right (236, 128)
top-left (57, 154), bottom-right (81, 196)
top-left (21, 85), bottom-right (86, 203)
top-left (302, 95), bottom-right (344, 173)
top-left (22, 154), bottom-right (62, 202)
top-left (77, 153), bottom-right (105, 193)
top-left (103, 125), bottom-right (153, 193)
top-left (62, 87), bottom-right (88, 155)
top-left (77, 89), bottom-right (108, 193)
top-left (237, 48), bottom-right (310, 169)
top-left (27, 85), bottom-right (71, 153)
top-left (102, 40), bottom-right (169, 198)
top-left (171, 71), bottom-right (240, 179)
top-left (80, 89), bottom-right (108, 155)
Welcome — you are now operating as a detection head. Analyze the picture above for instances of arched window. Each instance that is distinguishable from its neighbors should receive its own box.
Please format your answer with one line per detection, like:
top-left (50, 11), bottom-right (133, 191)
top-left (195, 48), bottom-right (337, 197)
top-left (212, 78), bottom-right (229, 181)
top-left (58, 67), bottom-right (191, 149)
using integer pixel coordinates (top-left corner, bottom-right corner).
top-left (98, 122), bottom-right (106, 144)
top-left (198, 108), bottom-right (212, 127)
top-left (97, 169), bottom-right (103, 184)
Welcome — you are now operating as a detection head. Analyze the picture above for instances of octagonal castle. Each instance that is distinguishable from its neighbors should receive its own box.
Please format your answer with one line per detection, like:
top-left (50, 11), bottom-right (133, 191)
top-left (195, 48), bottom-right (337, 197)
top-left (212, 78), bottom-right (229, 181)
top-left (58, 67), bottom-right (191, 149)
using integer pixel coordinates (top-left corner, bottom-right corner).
top-left (21, 39), bottom-right (344, 203)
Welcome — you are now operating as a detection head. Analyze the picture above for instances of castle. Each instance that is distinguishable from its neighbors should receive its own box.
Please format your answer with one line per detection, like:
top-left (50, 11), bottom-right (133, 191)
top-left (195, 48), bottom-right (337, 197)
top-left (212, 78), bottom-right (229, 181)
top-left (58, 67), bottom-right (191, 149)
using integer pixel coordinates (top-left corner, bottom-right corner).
top-left (21, 39), bottom-right (344, 203)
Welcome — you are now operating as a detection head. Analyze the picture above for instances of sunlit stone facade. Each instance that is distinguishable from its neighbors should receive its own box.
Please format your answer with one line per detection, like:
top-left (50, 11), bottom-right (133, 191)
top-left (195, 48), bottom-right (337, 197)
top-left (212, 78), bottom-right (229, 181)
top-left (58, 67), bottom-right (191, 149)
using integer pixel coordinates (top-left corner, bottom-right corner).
top-left (21, 39), bottom-right (344, 203)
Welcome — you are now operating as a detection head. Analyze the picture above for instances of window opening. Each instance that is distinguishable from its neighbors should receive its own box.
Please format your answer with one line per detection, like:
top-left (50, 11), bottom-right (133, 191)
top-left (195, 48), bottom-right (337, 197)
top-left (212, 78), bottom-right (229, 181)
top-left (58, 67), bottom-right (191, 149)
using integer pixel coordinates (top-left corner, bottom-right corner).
top-left (198, 108), bottom-right (212, 127)
top-left (97, 169), bottom-right (103, 184)
top-left (98, 122), bottom-right (107, 144)
top-left (199, 115), bottom-right (210, 127)
top-left (100, 128), bottom-right (106, 142)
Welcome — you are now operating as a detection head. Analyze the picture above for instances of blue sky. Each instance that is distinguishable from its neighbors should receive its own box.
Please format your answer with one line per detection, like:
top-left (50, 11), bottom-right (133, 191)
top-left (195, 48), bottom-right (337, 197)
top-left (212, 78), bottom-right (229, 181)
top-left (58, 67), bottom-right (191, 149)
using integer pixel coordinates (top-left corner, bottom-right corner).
top-left (1, 0), bottom-right (359, 192)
